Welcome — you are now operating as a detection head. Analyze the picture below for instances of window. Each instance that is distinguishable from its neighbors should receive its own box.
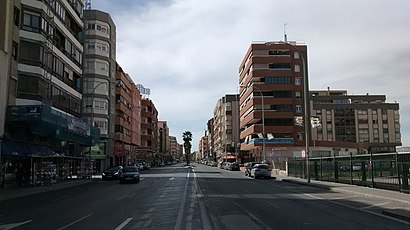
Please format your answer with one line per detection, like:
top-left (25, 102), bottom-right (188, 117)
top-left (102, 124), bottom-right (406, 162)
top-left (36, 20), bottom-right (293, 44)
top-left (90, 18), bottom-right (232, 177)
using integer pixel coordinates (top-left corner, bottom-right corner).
top-left (23, 12), bottom-right (40, 33)
top-left (294, 51), bottom-right (300, 59)
top-left (19, 41), bottom-right (42, 65)
top-left (12, 42), bottom-right (18, 61)
top-left (265, 77), bottom-right (291, 84)
top-left (14, 7), bottom-right (20, 26)
top-left (268, 63), bottom-right (291, 69)
top-left (271, 104), bottom-right (292, 112)
top-left (295, 65), bottom-right (301, 72)
top-left (295, 91), bottom-right (302, 98)
top-left (296, 105), bottom-right (302, 113)
top-left (295, 78), bottom-right (302, 85)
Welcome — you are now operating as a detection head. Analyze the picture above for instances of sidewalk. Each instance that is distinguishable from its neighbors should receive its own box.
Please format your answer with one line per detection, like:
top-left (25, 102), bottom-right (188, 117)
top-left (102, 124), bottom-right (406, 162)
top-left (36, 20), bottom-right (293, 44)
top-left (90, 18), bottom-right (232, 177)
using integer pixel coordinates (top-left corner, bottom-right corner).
top-left (0, 176), bottom-right (100, 202)
top-left (272, 172), bottom-right (410, 222)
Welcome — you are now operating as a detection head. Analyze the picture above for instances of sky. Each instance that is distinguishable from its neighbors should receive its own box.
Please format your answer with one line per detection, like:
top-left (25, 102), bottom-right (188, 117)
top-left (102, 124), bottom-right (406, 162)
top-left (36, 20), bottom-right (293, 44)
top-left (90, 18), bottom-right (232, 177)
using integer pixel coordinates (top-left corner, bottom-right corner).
top-left (91, 0), bottom-right (410, 150)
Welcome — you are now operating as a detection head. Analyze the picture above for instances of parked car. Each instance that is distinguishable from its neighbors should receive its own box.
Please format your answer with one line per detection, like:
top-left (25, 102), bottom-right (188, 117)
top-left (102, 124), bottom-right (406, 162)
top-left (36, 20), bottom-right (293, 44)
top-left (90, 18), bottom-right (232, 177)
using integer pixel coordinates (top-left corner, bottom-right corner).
top-left (244, 162), bottom-right (261, 177)
top-left (159, 162), bottom-right (166, 167)
top-left (119, 166), bottom-right (140, 183)
top-left (102, 166), bottom-right (123, 180)
top-left (250, 164), bottom-right (271, 179)
top-left (230, 163), bottom-right (240, 171)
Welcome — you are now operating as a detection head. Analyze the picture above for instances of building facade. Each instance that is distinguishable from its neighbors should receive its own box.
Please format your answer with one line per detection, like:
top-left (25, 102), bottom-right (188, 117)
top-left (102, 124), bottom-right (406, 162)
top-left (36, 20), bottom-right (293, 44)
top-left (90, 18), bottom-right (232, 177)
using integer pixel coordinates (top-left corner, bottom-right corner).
top-left (1, 0), bottom-right (100, 186)
top-left (169, 135), bottom-right (178, 161)
top-left (239, 41), bottom-right (308, 163)
top-left (158, 120), bottom-right (169, 164)
top-left (114, 63), bottom-right (133, 166)
top-left (213, 94), bottom-right (240, 163)
top-left (310, 89), bottom-right (401, 156)
top-left (130, 82), bottom-right (141, 163)
top-left (140, 98), bottom-right (158, 165)
top-left (82, 9), bottom-right (116, 171)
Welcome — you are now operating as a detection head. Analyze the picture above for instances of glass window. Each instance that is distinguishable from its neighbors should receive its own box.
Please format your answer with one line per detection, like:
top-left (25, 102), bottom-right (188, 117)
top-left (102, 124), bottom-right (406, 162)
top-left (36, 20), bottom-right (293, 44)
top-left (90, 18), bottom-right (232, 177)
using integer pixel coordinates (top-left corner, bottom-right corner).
top-left (296, 105), bottom-right (302, 113)
top-left (295, 65), bottom-right (301, 72)
top-left (295, 78), bottom-right (302, 85)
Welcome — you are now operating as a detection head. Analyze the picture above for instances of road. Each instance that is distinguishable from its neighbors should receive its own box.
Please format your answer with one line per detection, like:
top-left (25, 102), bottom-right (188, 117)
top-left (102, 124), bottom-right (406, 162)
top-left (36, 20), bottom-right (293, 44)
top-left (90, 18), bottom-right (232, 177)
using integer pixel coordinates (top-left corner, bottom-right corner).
top-left (0, 163), bottom-right (409, 229)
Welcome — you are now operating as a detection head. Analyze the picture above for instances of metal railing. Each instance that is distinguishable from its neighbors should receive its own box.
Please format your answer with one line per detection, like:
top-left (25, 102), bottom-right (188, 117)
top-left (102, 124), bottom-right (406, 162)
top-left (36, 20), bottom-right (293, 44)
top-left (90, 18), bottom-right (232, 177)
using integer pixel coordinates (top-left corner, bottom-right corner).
top-left (288, 152), bottom-right (410, 193)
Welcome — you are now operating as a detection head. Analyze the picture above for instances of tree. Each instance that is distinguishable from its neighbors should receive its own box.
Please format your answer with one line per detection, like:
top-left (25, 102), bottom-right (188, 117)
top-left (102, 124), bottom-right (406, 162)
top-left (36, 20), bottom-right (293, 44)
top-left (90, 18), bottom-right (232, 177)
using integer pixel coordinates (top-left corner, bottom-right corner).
top-left (182, 131), bottom-right (193, 165)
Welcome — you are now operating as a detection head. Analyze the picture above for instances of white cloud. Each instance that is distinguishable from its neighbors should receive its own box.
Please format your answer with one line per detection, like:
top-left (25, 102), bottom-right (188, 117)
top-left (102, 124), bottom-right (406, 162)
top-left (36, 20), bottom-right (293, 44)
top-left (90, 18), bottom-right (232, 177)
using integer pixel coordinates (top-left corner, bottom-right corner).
top-left (93, 0), bottom-right (410, 149)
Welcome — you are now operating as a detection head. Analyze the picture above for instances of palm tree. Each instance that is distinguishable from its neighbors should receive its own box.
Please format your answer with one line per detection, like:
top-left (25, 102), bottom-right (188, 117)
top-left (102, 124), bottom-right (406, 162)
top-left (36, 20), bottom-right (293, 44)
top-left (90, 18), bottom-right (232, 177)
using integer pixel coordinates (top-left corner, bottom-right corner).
top-left (182, 131), bottom-right (192, 165)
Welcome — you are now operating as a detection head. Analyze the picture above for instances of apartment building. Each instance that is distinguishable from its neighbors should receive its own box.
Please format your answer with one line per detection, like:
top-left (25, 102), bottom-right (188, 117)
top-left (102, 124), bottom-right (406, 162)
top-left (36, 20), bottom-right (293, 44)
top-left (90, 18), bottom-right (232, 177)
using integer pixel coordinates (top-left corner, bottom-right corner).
top-left (1, 0), bottom-right (100, 186)
top-left (130, 82), bottom-right (142, 163)
top-left (169, 135), bottom-right (178, 159)
top-left (141, 98), bottom-right (158, 165)
top-left (213, 94), bottom-right (240, 162)
top-left (239, 41), bottom-right (309, 162)
top-left (114, 63), bottom-right (133, 166)
top-left (198, 135), bottom-right (209, 160)
top-left (158, 120), bottom-right (169, 163)
top-left (310, 89), bottom-right (401, 156)
top-left (82, 9), bottom-right (116, 171)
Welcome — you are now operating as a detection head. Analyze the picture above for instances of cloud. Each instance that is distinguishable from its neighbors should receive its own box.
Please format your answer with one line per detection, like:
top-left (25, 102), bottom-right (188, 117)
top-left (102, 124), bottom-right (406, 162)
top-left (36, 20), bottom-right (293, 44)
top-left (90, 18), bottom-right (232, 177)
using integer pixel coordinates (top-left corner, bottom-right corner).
top-left (92, 0), bottom-right (410, 149)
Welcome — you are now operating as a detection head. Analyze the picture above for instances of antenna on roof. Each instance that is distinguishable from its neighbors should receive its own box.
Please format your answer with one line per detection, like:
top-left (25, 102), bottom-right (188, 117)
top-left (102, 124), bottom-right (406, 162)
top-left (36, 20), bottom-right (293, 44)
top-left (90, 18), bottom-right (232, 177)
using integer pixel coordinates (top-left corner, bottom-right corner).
top-left (85, 0), bottom-right (92, 10)
top-left (284, 23), bottom-right (288, 42)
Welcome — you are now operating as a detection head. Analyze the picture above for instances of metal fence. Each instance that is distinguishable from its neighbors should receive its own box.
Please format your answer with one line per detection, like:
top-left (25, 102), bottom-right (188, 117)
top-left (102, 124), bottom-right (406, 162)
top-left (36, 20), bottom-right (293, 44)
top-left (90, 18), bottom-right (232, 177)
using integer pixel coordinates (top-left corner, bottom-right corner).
top-left (288, 152), bottom-right (410, 193)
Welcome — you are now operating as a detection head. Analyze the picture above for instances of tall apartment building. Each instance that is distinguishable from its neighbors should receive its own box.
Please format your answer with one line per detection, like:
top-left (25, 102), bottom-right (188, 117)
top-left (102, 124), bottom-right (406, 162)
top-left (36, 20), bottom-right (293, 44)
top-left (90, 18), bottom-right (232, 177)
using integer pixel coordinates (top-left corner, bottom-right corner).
top-left (158, 120), bottom-right (169, 163)
top-left (141, 98), bottom-right (158, 165)
top-left (239, 41), bottom-right (308, 162)
top-left (82, 9), bottom-right (116, 171)
top-left (169, 135), bottom-right (178, 159)
top-left (207, 118), bottom-right (215, 161)
top-left (130, 82), bottom-right (142, 163)
top-left (310, 89), bottom-right (401, 156)
top-left (213, 94), bottom-right (240, 162)
top-left (1, 0), bottom-right (100, 185)
top-left (198, 135), bottom-right (209, 160)
top-left (114, 63), bottom-right (133, 166)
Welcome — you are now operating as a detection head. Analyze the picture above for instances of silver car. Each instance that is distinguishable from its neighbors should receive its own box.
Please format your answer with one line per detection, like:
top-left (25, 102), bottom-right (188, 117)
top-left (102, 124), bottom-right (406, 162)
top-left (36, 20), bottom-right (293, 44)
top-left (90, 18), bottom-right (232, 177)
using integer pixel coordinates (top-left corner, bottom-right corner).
top-left (250, 164), bottom-right (271, 179)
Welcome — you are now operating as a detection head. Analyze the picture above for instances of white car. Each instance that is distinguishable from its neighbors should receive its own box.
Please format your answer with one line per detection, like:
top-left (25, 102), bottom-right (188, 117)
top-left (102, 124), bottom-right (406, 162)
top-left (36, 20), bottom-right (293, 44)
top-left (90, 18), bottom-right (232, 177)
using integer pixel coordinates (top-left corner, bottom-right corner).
top-left (250, 164), bottom-right (271, 179)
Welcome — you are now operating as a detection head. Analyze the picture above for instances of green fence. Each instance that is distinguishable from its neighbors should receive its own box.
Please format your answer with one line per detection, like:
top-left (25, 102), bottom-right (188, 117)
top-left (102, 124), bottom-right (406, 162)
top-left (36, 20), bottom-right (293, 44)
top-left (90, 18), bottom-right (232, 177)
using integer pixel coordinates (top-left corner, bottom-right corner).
top-left (288, 152), bottom-right (410, 193)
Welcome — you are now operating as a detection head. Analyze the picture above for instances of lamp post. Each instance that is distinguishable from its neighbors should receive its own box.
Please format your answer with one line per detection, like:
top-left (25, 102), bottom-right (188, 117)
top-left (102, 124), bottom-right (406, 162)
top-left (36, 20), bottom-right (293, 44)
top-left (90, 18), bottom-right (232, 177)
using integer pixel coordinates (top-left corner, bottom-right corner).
top-left (240, 84), bottom-right (265, 162)
top-left (279, 41), bottom-right (310, 183)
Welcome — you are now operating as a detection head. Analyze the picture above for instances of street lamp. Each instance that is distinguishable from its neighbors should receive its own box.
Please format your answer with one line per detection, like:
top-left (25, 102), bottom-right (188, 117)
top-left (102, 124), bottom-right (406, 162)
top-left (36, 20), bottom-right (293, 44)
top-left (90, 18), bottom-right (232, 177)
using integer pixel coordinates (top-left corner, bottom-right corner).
top-left (89, 81), bottom-right (109, 149)
top-left (240, 84), bottom-right (265, 163)
top-left (279, 41), bottom-right (310, 183)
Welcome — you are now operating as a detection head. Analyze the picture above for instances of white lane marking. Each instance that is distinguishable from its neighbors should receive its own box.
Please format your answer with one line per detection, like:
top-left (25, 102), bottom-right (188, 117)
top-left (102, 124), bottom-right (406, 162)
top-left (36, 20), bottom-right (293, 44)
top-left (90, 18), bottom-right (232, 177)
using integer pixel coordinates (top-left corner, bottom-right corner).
top-left (56, 213), bottom-right (93, 230)
top-left (330, 196), bottom-right (358, 200)
top-left (0, 220), bottom-right (32, 230)
top-left (114, 217), bottom-right (132, 230)
top-left (117, 194), bottom-right (128, 201)
top-left (169, 177), bottom-right (175, 181)
top-left (174, 174), bottom-right (190, 230)
top-left (194, 171), bottom-right (197, 178)
top-left (51, 195), bottom-right (71, 202)
top-left (361, 202), bottom-right (391, 210)
top-left (187, 172), bottom-right (190, 178)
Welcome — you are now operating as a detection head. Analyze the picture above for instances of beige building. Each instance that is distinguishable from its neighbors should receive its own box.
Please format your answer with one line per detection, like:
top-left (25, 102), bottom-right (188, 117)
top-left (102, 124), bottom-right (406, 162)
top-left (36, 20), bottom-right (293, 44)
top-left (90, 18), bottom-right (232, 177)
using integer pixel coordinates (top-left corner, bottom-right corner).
top-left (83, 9), bottom-right (116, 170)
top-left (309, 89), bottom-right (401, 156)
top-left (213, 94), bottom-right (240, 163)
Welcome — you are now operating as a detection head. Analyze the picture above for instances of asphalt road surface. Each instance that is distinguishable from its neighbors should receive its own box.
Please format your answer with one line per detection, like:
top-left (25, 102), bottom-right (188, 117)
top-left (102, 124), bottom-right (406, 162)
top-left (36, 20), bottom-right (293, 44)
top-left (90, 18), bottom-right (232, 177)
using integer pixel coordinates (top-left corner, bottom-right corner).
top-left (0, 163), bottom-right (409, 229)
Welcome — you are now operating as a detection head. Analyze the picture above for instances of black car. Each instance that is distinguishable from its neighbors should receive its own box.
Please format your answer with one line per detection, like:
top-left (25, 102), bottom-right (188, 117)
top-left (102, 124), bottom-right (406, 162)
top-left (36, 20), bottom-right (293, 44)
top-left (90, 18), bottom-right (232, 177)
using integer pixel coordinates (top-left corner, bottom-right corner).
top-left (230, 163), bottom-right (240, 171)
top-left (102, 166), bottom-right (123, 180)
top-left (119, 166), bottom-right (140, 183)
